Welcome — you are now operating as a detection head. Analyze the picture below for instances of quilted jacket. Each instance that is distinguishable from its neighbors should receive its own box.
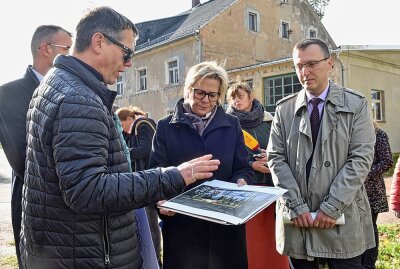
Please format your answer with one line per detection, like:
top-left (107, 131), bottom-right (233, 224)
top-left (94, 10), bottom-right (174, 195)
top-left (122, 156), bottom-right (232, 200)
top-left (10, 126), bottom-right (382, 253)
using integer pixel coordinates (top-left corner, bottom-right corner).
top-left (20, 55), bottom-right (186, 269)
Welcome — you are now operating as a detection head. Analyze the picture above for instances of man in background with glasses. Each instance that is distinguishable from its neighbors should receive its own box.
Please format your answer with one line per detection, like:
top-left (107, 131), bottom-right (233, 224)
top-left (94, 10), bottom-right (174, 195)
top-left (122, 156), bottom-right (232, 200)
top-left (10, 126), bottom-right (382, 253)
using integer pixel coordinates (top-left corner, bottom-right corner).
top-left (20, 6), bottom-right (219, 269)
top-left (267, 38), bottom-right (375, 268)
top-left (0, 24), bottom-right (72, 268)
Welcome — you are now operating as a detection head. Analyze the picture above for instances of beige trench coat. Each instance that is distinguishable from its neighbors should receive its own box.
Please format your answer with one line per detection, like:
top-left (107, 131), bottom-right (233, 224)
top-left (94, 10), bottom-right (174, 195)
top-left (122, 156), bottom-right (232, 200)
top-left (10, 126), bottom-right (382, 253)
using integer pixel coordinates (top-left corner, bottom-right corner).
top-left (267, 81), bottom-right (375, 259)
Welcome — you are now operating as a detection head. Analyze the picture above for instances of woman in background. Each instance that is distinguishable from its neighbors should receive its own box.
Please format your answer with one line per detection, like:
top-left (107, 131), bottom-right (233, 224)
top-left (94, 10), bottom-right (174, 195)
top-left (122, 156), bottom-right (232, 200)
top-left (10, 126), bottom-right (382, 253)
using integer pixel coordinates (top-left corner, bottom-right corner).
top-left (390, 158), bottom-right (400, 218)
top-left (226, 81), bottom-right (289, 269)
top-left (362, 121), bottom-right (393, 269)
top-left (116, 106), bottom-right (161, 267)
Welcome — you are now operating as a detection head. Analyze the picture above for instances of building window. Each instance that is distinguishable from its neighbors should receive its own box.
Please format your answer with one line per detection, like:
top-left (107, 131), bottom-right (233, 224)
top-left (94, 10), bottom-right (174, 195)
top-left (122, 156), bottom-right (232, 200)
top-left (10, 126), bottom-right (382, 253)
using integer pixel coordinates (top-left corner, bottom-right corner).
top-left (281, 21), bottom-right (290, 39)
top-left (309, 29), bottom-right (317, 38)
top-left (263, 73), bottom-right (301, 114)
top-left (116, 75), bottom-right (123, 96)
top-left (371, 89), bottom-right (384, 121)
top-left (138, 68), bottom-right (147, 92)
top-left (245, 79), bottom-right (253, 90)
top-left (248, 12), bottom-right (258, 32)
top-left (167, 59), bottom-right (179, 84)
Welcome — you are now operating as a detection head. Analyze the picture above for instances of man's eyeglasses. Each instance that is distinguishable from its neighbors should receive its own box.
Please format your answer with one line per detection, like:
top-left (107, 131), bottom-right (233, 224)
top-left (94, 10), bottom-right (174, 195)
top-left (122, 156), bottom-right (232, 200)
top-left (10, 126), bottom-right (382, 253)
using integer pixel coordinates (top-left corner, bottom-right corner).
top-left (43, 43), bottom-right (71, 50)
top-left (192, 88), bottom-right (220, 102)
top-left (293, 56), bottom-right (330, 72)
top-left (101, 32), bottom-right (134, 63)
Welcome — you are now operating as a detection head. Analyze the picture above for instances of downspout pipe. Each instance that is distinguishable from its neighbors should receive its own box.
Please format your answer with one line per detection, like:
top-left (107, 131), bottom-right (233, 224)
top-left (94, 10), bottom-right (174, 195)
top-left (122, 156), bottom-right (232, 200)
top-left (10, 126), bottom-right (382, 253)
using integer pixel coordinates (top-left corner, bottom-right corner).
top-left (332, 46), bottom-right (345, 87)
top-left (194, 28), bottom-right (202, 63)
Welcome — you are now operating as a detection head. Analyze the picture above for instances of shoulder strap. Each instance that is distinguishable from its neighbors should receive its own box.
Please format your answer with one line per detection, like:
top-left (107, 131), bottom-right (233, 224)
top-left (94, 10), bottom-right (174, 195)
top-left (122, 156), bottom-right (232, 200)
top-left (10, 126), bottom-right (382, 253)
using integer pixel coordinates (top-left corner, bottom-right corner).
top-left (134, 118), bottom-right (156, 136)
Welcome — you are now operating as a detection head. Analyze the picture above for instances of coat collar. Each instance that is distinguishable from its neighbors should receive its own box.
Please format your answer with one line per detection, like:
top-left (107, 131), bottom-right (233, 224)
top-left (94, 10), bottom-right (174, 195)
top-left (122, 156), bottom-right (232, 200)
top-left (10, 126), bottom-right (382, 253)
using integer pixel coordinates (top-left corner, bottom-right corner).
top-left (54, 55), bottom-right (117, 112)
top-left (294, 80), bottom-right (345, 116)
top-left (25, 65), bottom-right (40, 86)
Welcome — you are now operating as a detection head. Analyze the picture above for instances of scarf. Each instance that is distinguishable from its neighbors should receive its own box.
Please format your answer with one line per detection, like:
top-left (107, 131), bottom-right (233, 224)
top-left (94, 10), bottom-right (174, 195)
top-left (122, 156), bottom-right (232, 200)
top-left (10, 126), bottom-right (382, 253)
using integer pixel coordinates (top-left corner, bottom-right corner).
top-left (182, 102), bottom-right (217, 136)
top-left (226, 99), bottom-right (264, 128)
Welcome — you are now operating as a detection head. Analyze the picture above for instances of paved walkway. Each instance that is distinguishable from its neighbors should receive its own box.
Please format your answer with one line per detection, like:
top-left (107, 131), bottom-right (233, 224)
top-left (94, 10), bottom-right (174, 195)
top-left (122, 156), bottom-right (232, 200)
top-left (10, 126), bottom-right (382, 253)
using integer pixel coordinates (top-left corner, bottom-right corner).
top-left (0, 148), bottom-right (15, 260)
top-left (377, 176), bottom-right (400, 224)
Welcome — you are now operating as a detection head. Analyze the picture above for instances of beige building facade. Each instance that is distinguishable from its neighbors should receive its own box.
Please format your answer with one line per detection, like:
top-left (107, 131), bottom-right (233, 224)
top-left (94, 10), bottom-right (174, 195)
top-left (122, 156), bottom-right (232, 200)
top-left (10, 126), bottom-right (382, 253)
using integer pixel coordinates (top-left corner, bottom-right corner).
top-left (113, 0), bottom-right (335, 119)
top-left (338, 46), bottom-right (400, 152)
top-left (112, 0), bottom-right (400, 152)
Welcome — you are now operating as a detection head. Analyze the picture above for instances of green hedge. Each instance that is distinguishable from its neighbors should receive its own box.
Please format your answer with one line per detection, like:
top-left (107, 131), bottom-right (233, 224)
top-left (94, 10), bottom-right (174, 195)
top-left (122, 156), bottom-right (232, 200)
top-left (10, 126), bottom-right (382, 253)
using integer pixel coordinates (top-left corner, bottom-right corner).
top-left (385, 152), bottom-right (399, 177)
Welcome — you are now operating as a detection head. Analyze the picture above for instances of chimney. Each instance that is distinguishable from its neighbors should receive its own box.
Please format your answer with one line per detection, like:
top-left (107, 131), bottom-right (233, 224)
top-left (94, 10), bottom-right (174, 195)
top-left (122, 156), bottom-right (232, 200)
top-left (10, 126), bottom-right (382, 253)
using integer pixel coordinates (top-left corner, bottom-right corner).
top-left (192, 0), bottom-right (200, 8)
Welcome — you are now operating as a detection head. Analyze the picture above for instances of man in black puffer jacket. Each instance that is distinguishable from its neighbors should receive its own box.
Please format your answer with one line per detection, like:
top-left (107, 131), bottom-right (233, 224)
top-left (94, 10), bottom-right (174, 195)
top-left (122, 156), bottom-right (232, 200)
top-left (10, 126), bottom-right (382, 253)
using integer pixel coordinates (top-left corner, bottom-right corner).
top-left (20, 7), bottom-right (220, 269)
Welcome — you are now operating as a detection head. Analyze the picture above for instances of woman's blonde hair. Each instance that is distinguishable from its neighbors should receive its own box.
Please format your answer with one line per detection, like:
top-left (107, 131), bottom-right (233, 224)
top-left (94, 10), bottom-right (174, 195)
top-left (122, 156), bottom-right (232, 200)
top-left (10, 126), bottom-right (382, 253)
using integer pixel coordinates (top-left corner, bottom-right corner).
top-left (183, 61), bottom-right (228, 104)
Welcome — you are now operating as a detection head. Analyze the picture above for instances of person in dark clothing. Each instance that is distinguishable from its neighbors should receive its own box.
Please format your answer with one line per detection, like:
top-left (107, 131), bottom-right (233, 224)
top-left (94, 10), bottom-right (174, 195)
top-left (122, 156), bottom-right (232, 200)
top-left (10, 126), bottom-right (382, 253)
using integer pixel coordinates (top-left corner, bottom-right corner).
top-left (361, 121), bottom-right (393, 269)
top-left (0, 24), bottom-right (72, 268)
top-left (116, 106), bottom-right (162, 267)
top-left (20, 7), bottom-right (219, 269)
top-left (149, 61), bottom-right (253, 269)
top-left (226, 81), bottom-right (289, 269)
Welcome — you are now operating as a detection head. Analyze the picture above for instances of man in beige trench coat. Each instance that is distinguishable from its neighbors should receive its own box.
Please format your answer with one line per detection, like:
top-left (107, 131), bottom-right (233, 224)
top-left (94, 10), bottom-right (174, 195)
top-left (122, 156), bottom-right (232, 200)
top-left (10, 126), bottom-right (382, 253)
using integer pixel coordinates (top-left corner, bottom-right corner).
top-left (267, 38), bottom-right (375, 269)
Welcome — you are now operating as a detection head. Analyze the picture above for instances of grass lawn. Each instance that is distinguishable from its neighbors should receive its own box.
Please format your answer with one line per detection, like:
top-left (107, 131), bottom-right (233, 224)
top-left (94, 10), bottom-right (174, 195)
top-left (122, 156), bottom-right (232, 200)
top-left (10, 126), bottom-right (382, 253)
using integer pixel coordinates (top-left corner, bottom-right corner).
top-left (377, 224), bottom-right (400, 269)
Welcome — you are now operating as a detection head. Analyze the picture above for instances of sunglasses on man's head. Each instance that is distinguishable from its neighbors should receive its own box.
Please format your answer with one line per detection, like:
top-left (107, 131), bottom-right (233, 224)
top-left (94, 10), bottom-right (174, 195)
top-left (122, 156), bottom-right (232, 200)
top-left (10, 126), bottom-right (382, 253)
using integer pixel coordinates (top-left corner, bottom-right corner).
top-left (101, 32), bottom-right (134, 63)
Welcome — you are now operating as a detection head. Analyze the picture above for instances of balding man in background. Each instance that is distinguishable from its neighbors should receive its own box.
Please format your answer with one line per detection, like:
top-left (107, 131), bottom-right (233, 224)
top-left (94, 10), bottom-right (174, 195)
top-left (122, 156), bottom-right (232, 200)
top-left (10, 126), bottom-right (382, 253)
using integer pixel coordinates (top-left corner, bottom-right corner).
top-left (0, 25), bottom-right (72, 268)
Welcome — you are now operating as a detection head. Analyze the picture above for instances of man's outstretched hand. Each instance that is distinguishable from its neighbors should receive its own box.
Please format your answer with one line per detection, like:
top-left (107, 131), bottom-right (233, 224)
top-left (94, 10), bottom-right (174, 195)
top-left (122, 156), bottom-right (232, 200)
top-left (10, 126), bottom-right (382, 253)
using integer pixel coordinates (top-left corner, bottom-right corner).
top-left (177, 154), bottom-right (220, 186)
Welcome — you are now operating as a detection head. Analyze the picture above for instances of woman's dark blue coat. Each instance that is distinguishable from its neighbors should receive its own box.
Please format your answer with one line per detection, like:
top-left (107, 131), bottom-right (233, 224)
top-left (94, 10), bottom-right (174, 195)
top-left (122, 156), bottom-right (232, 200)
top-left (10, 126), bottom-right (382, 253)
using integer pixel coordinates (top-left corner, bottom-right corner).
top-left (149, 99), bottom-right (253, 269)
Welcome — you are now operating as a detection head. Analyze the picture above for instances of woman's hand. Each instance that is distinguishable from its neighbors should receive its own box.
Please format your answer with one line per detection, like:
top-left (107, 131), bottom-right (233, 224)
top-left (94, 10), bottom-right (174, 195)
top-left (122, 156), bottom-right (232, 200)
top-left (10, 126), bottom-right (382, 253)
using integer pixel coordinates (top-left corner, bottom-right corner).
top-left (252, 160), bottom-right (270, 173)
top-left (252, 150), bottom-right (270, 173)
top-left (157, 200), bottom-right (176, 217)
top-left (237, 178), bottom-right (248, 186)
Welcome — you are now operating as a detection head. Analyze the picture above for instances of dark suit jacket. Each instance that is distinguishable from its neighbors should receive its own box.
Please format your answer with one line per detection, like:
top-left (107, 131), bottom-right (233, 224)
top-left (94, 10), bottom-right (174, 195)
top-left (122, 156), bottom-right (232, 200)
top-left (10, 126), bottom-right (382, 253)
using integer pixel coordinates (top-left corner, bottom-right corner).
top-left (0, 66), bottom-right (39, 178)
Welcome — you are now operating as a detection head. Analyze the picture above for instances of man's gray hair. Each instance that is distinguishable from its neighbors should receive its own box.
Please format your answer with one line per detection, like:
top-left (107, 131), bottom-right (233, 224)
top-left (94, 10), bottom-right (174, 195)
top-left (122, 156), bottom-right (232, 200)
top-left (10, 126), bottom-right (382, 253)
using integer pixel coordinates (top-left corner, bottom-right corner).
top-left (31, 25), bottom-right (72, 57)
top-left (74, 6), bottom-right (138, 53)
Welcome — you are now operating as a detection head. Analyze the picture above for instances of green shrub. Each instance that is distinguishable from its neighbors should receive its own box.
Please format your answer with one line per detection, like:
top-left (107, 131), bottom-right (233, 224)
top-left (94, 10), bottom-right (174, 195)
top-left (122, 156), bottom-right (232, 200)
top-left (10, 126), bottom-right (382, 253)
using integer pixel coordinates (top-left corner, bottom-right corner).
top-left (385, 152), bottom-right (399, 177)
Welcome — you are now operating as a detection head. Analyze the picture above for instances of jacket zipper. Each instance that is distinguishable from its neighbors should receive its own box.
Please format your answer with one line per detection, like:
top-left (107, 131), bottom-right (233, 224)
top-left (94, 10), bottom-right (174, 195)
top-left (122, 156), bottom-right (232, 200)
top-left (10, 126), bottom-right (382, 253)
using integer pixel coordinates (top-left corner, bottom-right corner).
top-left (103, 214), bottom-right (110, 266)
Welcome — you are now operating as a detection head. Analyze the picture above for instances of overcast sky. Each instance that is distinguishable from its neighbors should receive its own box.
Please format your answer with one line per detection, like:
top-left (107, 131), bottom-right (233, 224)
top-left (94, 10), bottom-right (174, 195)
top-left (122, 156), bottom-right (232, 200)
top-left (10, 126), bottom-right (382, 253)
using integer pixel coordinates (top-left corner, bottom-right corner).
top-left (0, 0), bottom-right (398, 85)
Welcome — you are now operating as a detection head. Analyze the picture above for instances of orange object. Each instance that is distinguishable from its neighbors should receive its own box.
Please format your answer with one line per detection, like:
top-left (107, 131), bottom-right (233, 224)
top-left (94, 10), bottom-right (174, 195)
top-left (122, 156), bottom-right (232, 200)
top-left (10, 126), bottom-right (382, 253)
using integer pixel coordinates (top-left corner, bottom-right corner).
top-left (242, 130), bottom-right (261, 152)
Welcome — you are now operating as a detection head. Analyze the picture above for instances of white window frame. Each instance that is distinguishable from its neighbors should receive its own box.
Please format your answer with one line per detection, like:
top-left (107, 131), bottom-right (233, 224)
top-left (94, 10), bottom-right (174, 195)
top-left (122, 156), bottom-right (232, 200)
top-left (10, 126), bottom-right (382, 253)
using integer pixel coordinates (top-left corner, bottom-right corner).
top-left (371, 89), bottom-right (385, 121)
top-left (246, 9), bottom-right (260, 33)
top-left (248, 12), bottom-right (257, 32)
top-left (308, 26), bottom-right (318, 38)
top-left (116, 75), bottom-right (123, 96)
top-left (280, 21), bottom-right (290, 39)
top-left (137, 67), bottom-right (147, 92)
top-left (264, 73), bottom-right (301, 114)
top-left (165, 58), bottom-right (179, 85)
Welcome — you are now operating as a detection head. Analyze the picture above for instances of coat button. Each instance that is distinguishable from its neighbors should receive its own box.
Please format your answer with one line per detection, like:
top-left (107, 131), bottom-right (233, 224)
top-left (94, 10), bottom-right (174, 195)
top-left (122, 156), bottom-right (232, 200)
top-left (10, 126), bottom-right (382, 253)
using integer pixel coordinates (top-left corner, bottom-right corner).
top-left (324, 161), bottom-right (331, 167)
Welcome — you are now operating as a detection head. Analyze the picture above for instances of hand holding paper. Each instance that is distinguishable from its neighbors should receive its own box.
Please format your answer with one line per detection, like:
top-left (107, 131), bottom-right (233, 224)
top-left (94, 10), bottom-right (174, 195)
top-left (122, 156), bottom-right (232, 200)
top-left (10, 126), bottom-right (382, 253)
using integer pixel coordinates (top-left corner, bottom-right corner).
top-left (283, 212), bottom-right (345, 226)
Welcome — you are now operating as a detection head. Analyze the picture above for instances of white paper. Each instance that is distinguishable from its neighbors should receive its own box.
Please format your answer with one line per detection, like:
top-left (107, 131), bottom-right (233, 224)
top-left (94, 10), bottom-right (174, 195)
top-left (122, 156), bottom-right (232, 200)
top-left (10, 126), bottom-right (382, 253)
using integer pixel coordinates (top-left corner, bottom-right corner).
top-left (159, 180), bottom-right (287, 225)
